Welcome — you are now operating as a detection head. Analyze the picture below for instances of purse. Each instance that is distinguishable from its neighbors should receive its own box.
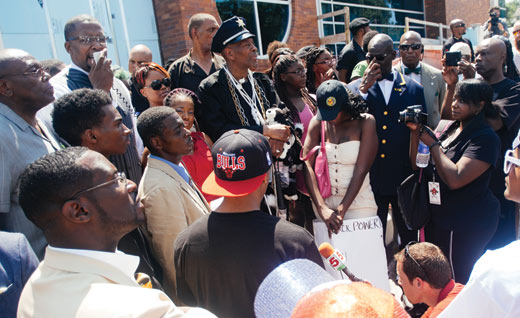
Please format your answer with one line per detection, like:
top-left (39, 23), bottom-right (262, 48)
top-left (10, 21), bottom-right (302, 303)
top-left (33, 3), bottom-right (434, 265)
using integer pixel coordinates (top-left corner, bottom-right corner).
top-left (397, 167), bottom-right (432, 230)
top-left (301, 121), bottom-right (332, 199)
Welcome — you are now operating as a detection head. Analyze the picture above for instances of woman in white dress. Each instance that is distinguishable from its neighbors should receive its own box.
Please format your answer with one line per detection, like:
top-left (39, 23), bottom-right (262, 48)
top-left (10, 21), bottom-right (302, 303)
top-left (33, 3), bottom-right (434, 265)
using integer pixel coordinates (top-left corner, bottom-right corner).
top-left (303, 80), bottom-right (378, 236)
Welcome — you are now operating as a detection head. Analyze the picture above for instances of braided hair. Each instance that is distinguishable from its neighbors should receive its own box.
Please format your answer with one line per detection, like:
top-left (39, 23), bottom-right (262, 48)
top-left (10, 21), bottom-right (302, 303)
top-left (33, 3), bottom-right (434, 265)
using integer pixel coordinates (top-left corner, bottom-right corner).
top-left (273, 55), bottom-right (317, 122)
top-left (304, 47), bottom-right (327, 94)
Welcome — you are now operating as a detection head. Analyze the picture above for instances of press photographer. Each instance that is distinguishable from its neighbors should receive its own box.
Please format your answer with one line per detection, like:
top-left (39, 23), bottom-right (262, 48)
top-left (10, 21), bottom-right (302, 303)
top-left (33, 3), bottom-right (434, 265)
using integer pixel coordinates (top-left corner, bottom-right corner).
top-left (404, 79), bottom-right (500, 284)
top-left (483, 6), bottom-right (509, 39)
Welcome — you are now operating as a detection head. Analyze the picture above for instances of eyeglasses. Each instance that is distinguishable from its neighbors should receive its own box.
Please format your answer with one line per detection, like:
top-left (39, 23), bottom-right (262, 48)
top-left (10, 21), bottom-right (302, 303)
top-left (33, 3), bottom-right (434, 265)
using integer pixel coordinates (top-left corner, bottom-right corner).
top-left (67, 35), bottom-right (109, 45)
top-left (72, 172), bottom-right (127, 198)
top-left (504, 149), bottom-right (520, 174)
top-left (284, 68), bottom-right (307, 77)
top-left (453, 23), bottom-right (465, 28)
top-left (514, 29), bottom-right (520, 36)
top-left (0, 64), bottom-right (49, 79)
top-left (404, 241), bottom-right (430, 281)
top-left (315, 58), bottom-right (336, 66)
top-left (145, 77), bottom-right (171, 90)
top-left (398, 44), bottom-right (423, 51)
top-left (366, 53), bottom-right (390, 61)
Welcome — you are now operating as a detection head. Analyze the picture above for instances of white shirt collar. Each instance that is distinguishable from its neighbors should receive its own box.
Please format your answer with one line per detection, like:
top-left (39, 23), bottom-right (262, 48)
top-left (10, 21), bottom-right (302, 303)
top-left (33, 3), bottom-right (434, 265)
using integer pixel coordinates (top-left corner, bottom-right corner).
top-left (70, 62), bottom-right (89, 75)
top-left (48, 245), bottom-right (140, 279)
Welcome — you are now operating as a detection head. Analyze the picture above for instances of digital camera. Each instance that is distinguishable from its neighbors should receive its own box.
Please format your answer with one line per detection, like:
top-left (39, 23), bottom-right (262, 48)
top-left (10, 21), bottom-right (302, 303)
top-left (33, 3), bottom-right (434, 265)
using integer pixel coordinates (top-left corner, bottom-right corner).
top-left (398, 105), bottom-right (427, 125)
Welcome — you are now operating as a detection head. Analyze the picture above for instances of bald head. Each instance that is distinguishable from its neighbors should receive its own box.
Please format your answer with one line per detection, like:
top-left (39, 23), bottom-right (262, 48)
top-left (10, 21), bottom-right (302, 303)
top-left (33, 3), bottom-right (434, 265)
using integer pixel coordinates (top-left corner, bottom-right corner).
top-left (368, 34), bottom-right (396, 75)
top-left (0, 48), bottom-right (55, 114)
top-left (475, 38), bottom-right (506, 82)
top-left (369, 34), bottom-right (394, 52)
top-left (400, 31), bottom-right (422, 44)
top-left (128, 44), bottom-right (152, 76)
top-left (449, 19), bottom-right (466, 38)
top-left (0, 49), bottom-right (32, 77)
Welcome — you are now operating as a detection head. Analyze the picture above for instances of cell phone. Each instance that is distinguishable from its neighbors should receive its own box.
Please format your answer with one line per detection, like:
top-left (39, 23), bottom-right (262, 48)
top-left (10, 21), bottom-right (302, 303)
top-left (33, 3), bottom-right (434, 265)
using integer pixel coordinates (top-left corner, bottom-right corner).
top-left (445, 51), bottom-right (461, 67)
top-left (93, 51), bottom-right (103, 64)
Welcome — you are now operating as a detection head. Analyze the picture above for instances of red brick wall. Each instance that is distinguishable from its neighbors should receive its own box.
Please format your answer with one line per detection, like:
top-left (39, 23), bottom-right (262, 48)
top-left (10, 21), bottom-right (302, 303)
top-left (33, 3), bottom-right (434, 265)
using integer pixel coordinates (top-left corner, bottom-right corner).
top-left (153, 0), bottom-right (320, 71)
top-left (445, 0), bottom-right (489, 27)
top-left (152, 0), bottom-right (220, 64)
top-left (424, 0), bottom-right (447, 39)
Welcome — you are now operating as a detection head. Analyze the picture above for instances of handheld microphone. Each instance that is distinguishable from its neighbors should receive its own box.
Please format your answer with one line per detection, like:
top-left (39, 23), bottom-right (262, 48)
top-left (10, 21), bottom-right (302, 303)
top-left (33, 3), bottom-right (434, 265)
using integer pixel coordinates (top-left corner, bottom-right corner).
top-left (318, 242), bottom-right (363, 282)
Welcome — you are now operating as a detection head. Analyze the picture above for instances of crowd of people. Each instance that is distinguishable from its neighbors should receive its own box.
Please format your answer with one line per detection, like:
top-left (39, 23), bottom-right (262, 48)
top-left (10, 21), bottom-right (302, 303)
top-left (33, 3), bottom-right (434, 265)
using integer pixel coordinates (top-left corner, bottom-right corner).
top-left (1, 6), bottom-right (520, 318)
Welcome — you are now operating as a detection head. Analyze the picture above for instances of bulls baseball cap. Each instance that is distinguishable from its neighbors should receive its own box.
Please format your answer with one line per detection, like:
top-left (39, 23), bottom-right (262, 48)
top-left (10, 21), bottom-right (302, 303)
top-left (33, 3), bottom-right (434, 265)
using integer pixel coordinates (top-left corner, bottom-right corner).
top-left (316, 80), bottom-right (349, 121)
top-left (202, 129), bottom-right (272, 197)
top-left (211, 16), bottom-right (256, 53)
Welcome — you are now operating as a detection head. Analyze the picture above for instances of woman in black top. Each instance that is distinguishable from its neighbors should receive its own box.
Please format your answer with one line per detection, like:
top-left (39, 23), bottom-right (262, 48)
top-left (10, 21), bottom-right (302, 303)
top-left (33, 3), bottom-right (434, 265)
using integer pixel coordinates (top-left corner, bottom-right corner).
top-left (407, 79), bottom-right (500, 283)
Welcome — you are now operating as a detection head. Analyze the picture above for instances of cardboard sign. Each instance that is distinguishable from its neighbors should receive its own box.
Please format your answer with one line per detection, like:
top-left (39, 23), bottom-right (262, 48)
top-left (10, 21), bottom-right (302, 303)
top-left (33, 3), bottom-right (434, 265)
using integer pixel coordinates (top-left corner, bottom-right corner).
top-left (314, 216), bottom-right (390, 292)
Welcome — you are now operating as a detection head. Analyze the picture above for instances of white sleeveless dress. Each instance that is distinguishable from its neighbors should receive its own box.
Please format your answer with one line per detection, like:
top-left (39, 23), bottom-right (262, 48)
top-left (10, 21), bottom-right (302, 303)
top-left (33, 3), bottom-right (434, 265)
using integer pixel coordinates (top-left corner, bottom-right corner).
top-left (315, 141), bottom-right (377, 220)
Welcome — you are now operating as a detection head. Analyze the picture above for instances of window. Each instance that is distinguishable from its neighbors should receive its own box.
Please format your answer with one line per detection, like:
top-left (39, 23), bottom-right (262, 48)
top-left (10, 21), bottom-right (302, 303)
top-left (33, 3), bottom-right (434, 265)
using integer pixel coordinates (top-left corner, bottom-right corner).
top-left (216, 0), bottom-right (291, 57)
top-left (318, 0), bottom-right (425, 56)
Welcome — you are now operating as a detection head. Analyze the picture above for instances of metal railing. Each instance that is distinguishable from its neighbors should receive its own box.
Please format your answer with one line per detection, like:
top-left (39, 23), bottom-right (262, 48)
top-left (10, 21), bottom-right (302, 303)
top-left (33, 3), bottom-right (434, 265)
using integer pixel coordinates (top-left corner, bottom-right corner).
top-left (405, 17), bottom-right (450, 45)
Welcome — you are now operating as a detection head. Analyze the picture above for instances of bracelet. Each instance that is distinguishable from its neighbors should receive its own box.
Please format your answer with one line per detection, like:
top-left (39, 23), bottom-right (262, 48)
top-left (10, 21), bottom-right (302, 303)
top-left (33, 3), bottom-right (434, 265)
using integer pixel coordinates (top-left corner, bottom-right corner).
top-left (429, 141), bottom-right (441, 150)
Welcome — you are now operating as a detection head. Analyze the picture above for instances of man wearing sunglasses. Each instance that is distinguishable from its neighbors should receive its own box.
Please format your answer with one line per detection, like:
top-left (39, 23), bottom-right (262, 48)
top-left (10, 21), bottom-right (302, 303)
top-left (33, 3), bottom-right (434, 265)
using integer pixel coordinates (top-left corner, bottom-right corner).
top-left (37, 14), bottom-right (143, 185)
top-left (348, 34), bottom-right (426, 248)
top-left (442, 19), bottom-right (474, 62)
top-left (395, 242), bottom-right (464, 318)
top-left (395, 31), bottom-right (446, 128)
top-left (0, 49), bottom-right (61, 259)
top-left (16, 147), bottom-right (216, 318)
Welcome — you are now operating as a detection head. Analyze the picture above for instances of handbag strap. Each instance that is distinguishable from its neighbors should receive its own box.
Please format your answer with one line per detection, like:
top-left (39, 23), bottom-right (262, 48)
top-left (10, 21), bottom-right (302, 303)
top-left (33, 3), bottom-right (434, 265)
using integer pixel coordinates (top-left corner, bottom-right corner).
top-left (301, 121), bottom-right (326, 161)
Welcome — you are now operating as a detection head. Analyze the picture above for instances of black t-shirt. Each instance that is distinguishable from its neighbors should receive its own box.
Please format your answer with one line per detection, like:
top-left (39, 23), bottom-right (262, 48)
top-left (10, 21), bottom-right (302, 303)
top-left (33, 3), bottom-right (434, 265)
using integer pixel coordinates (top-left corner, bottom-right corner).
top-left (431, 114), bottom-right (500, 230)
top-left (168, 52), bottom-right (225, 95)
top-left (174, 210), bottom-right (323, 318)
top-left (337, 40), bottom-right (365, 82)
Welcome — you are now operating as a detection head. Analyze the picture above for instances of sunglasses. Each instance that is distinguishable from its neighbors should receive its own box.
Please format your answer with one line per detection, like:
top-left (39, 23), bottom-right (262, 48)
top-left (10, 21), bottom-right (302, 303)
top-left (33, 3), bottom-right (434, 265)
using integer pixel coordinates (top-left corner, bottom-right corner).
top-left (145, 77), bottom-right (171, 90)
top-left (398, 44), bottom-right (423, 51)
top-left (453, 23), bottom-right (465, 28)
top-left (366, 53), bottom-right (390, 61)
top-left (514, 30), bottom-right (520, 36)
top-left (504, 149), bottom-right (520, 174)
top-left (404, 242), bottom-right (430, 281)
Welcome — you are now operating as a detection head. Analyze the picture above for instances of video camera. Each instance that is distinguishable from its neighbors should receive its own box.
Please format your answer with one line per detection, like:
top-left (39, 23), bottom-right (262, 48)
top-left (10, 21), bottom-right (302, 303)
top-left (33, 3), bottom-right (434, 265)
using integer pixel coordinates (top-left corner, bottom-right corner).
top-left (398, 105), bottom-right (427, 125)
top-left (490, 11), bottom-right (499, 23)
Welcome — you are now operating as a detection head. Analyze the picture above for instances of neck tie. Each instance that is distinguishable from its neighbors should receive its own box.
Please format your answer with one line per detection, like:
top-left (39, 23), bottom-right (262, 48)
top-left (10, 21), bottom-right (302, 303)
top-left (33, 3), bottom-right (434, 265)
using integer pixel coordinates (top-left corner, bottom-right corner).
top-left (404, 67), bottom-right (421, 75)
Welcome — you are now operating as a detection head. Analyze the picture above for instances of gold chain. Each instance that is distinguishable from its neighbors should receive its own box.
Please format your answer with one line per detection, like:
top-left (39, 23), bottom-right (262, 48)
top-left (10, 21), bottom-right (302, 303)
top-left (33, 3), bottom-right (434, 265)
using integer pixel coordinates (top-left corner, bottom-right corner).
top-left (225, 73), bottom-right (248, 126)
top-left (253, 80), bottom-right (266, 120)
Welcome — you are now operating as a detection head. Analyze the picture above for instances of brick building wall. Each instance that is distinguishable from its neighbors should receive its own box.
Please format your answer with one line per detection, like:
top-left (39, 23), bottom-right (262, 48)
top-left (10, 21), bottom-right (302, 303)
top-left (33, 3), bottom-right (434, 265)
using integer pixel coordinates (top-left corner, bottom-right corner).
top-left (445, 0), bottom-right (489, 28)
top-left (424, 0), bottom-right (447, 40)
top-left (152, 0), bottom-right (320, 71)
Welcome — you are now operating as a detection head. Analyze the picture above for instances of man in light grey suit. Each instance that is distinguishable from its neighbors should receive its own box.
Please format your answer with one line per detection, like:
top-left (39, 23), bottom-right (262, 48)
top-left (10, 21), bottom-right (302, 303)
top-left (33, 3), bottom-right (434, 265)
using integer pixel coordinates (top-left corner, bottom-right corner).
top-left (16, 147), bottom-right (215, 318)
top-left (396, 31), bottom-right (446, 128)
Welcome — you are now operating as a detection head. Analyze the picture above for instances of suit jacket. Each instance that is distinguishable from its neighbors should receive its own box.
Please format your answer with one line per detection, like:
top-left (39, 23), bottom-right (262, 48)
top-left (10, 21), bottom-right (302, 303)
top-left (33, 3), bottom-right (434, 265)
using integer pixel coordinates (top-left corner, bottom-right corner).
top-left (348, 70), bottom-right (426, 195)
top-left (395, 61), bottom-right (446, 128)
top-left (0, 232), bottom-right (38, 318)
top-left (138, 157), bottom-right (210, 301)
top-left (17, 247), bottom-right (187, 318)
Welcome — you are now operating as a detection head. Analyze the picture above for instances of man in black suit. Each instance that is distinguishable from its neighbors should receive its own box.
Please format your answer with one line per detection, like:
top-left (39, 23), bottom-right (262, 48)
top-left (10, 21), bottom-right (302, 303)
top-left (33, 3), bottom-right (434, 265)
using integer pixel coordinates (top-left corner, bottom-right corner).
top-left (348, 34), bottom-right (426, 248)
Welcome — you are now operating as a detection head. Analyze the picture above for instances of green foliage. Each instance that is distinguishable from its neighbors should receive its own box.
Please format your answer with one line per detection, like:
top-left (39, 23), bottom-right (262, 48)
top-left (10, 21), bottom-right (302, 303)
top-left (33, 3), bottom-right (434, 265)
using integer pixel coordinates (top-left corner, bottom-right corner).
top-left (506, 0), bottom-right (520, 26)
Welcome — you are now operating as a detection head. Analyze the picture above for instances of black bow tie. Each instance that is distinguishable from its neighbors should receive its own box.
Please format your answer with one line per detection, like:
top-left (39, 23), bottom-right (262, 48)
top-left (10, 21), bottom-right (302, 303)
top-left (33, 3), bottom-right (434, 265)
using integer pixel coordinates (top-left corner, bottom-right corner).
top-left (404, 67), bottom-right (421, 75)
top-left (378, 73), bottom-right (394, 81)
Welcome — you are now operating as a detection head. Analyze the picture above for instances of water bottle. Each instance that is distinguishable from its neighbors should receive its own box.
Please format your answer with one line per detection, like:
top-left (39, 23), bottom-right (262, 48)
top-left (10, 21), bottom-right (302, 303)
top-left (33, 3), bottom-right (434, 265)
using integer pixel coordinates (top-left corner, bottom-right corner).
top-left (416, 141), bottom-right (430, 168)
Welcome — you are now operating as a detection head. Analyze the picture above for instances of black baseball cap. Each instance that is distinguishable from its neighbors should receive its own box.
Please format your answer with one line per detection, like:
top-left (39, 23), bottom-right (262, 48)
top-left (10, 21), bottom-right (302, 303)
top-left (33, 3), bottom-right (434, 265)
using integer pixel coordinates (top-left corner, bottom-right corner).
top-left (211, 16), bottom-right (255, 53)
top-left (202, 129), bottom-right (272, 197)
top-left (316, 80), bottom-right (349, 121)
top-left (349, 17), bottom-right (370, 32)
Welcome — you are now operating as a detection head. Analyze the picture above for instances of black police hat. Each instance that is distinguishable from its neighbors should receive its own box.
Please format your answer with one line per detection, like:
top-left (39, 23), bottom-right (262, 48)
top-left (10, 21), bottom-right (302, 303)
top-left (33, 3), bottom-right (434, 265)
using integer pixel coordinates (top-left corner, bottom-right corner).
top-left (211, 16), bottom-right (255, 53)
top-left (349, 17), bottom-right (370, 32)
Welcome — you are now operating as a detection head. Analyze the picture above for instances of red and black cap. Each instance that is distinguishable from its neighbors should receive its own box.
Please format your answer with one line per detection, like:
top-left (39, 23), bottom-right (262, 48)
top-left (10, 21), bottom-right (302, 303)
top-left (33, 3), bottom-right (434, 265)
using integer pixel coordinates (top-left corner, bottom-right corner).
top-left (202, 129), bottom-right (272, 197)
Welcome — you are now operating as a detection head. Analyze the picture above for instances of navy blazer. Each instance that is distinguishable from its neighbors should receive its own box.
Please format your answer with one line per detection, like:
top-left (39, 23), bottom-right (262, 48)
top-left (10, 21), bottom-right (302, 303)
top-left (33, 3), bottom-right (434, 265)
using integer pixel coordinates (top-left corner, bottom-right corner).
top-left (0, 232), bottom-right (39, 318)
top-left (348, 71), bottom-right (426, 195)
